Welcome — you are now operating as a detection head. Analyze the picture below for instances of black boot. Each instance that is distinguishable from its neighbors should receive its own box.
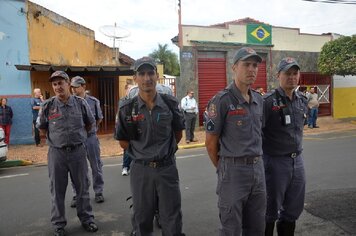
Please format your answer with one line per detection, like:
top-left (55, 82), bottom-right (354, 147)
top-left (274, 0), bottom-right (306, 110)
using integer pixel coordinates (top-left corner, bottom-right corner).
top-left (276, 221), bottom-right (296, 236)
top-left (265, 222), bottom-right (275, 236)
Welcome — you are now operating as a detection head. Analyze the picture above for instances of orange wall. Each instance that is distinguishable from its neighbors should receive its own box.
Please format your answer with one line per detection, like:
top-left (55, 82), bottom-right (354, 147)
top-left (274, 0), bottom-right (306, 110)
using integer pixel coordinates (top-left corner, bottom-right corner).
top-left (27, 1), bottom-right (117, 66)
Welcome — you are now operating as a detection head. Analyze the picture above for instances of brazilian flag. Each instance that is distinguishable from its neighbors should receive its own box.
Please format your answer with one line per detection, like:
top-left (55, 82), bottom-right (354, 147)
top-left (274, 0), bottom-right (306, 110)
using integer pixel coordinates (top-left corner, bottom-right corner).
top-left (247, 24), bottom-right (272, 45)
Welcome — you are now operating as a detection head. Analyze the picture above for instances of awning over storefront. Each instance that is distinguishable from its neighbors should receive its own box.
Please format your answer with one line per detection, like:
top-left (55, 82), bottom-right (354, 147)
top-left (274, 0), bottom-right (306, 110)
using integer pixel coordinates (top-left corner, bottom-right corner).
top-left (15, 64), bottom-right (134, 76)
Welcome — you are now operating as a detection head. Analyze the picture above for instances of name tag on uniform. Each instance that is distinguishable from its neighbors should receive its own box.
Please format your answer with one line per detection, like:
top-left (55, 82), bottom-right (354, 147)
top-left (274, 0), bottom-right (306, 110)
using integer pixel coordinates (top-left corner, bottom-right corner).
top-left (285, 115), bottom-right (291, 125)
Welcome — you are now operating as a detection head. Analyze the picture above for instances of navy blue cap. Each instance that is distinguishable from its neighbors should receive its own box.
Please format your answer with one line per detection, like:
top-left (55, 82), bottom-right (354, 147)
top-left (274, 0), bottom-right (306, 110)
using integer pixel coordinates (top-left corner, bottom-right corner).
top-left (277, 57), bottom-right (300, 72)
top-left (133, 57), bottom-right (157, 71)
top-left (233, 47), bottom-right (262, 64)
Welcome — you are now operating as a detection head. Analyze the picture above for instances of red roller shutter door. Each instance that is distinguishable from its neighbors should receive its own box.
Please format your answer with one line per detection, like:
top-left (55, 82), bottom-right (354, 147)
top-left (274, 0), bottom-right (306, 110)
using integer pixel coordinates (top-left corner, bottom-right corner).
top-left (251, 60), bottom-right (267, 92)
top-left (198, 58), bottom-right (227, 125)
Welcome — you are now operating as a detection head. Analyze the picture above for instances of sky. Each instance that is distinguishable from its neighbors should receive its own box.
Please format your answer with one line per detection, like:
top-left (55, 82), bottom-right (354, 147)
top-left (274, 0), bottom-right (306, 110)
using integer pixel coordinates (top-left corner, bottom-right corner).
top-left (30, 0), bottom-right (356, 60)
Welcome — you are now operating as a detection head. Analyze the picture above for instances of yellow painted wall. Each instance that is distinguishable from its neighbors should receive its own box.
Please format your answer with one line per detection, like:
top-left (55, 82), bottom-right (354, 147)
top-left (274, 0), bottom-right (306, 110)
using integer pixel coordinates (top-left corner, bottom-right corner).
top-left (27, 1), bottom-right (117, 66)
top-left (182, 24), bottom-right (331, 52)
top-left (333, 87), bottom-right (356, 118)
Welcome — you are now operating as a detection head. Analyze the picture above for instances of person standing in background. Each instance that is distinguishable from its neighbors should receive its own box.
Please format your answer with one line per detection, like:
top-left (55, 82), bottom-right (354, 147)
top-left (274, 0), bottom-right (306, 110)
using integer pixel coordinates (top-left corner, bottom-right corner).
top-left (0, 98), bottom-right (13, 145)
top-left (121, 83), bottom-right (134, 176)
top-left (70, 76), bottom-right (105, 206)
top-left (307, 87), bottom-right (320, 129)
top-left (181, 89), bottom-right (198, 144)
top-left (31, 88), bottom-right (44, 147)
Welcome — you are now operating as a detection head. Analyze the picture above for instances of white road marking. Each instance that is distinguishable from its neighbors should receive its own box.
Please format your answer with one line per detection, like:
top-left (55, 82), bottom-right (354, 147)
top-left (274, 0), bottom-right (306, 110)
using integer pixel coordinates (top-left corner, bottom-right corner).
top-left (104, 163), bottom-right (122, 167)
top-left (103, 154), bottom-right (205, 167)
top-left (0, 173), bottom-right (29, 179)
top-left (177, 154), bottom-right (205, 159)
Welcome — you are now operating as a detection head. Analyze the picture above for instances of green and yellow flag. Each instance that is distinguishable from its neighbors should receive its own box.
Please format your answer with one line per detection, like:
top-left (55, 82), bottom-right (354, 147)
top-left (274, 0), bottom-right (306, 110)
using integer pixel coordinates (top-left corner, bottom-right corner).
top-left (247, 24), bottom-right (272, 45)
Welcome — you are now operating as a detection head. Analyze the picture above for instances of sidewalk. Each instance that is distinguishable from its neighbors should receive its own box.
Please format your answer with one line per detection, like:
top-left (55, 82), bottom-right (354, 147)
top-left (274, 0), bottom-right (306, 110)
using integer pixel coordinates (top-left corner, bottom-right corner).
top-left (3, 116), bottom-right (356, 165)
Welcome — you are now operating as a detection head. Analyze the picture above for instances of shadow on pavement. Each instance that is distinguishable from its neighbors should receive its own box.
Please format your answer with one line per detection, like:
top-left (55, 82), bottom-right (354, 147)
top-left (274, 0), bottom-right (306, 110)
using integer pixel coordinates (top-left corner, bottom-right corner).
top-left (304, 188), bottom-right (356, 235)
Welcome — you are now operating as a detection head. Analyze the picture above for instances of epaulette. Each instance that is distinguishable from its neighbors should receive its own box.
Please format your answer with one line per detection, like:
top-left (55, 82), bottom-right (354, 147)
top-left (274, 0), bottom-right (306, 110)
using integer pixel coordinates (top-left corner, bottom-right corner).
top-left (262, 91), bottom-right (275, 100)
top-left (251, 89), bottom-right (262, 96)
top-left (86, 95), bottom-right (99, 102)
top-left (119, 97), bottom-right (135, 109)
top-left (160, 93), bottom-right (178, 103)
top-left (42, 97), bottom-right (55, 107)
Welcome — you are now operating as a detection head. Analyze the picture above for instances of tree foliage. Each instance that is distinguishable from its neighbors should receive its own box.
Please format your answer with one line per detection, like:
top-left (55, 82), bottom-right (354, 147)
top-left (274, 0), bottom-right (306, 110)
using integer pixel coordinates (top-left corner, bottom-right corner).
top-left (318, 35), bottom-right (356, 76)
top-left (149, 44), bottom-right (180, 76)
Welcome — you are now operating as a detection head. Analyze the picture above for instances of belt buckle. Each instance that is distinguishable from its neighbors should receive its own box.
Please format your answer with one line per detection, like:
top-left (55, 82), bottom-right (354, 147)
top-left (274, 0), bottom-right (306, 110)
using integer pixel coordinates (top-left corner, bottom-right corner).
top-left (291, 153), bottom-right (297, 158)
top-left (149, 162), bottom-right (158, 168)
top-left (64, 146), bottom-right (72, 152)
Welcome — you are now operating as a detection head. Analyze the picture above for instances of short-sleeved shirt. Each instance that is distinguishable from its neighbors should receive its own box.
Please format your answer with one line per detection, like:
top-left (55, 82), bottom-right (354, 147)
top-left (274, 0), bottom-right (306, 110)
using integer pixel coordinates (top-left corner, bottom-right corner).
top-left (84, 95), bottom-right (103, 135)
top-left (262, 87), bottom-right (308, 156)
top-left (115, 93), bottom-right (185, 161)
top-left (36, 95), bottom-right (95, 148)
top-left (205, 82), bottom-right (263, 158)
top-left (31, 97), bottom-right (42, 121)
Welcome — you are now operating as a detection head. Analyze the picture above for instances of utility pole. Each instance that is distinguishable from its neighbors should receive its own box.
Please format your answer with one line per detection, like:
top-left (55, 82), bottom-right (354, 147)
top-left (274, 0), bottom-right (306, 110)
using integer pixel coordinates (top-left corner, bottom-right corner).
top-left (178, 0), bottom-right (183, 49)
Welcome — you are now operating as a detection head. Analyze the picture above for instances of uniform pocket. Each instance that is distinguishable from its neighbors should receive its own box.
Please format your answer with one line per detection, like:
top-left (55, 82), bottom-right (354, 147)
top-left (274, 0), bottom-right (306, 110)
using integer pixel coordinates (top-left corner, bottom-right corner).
top-left (218, 203), bottom-right (233, 226)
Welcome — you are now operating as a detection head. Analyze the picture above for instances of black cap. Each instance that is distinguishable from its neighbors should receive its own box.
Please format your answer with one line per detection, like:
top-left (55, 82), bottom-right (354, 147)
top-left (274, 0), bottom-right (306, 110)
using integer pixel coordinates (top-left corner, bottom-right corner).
top-left (277, 57), bottom-right (300, 72)
top-left (49, 71), bottom-right (70, 82)
top-left (133, 57), bottom-right (157, 71)
top-left (233, 47), bottom-right (262, 64)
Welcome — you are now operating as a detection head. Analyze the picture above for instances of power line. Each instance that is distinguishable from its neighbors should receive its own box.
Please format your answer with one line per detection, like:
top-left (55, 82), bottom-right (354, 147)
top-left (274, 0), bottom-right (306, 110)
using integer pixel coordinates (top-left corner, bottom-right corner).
top-left (303, 0), bottom-right (356, 5)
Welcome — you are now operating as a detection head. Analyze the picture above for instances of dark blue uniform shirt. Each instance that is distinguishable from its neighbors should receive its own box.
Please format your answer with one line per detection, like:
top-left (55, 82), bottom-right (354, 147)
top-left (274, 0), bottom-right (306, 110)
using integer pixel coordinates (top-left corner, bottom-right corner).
top-left (262, 87), bottom-right (308, 156)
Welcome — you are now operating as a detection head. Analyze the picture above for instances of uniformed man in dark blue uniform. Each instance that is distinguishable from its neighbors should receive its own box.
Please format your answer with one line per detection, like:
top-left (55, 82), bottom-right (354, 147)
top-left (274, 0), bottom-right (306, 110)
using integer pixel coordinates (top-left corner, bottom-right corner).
top-left (115, 57), bottom-right (185, 236)
top-left (70, 76), bottom-right (105, 206)
top-left (37, 71), bottom-right (98, 236)
top-left (262, 58), bottom-right (308, 236)
top-left (205, 47), bottom-right (266, 236)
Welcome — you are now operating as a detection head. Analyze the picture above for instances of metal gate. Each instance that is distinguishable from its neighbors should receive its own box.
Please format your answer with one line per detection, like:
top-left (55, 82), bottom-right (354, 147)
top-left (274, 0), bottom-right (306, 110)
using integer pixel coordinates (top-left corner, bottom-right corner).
top-left (299, 73), bottom-right (332, 116)
top-left (98, 78), bottom-right (118, 133)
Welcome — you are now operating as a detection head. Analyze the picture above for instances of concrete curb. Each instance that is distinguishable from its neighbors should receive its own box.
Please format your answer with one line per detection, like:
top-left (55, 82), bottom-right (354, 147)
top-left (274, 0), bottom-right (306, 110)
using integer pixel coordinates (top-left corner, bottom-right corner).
top-left (178, 143), bottom-right (205, 149)
top-left (0, 159), bottom-right (33, 168)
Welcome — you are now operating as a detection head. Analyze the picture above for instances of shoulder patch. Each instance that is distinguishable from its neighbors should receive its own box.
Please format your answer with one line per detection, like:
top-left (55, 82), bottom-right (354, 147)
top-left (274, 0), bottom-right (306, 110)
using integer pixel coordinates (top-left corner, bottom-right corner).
top-left (206, 119), bottom-right (215, 131)
top-left (119, 97), bottom-right (135, 109)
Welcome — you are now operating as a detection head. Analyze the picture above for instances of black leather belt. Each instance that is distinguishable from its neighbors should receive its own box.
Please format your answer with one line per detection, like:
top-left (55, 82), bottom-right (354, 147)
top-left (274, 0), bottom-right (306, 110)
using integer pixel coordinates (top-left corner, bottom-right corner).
top-left (60, 143), bottom-right (83, 152)
top-left (134, 158), bottom-right (173, 168)
top-left (225, 156), bottom-right (260, 165)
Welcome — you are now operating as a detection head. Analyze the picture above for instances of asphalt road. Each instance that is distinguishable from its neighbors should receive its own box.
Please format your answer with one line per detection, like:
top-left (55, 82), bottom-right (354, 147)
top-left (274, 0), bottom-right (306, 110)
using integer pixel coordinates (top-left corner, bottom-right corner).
top-left (0, 130), bottom-right (355, 236)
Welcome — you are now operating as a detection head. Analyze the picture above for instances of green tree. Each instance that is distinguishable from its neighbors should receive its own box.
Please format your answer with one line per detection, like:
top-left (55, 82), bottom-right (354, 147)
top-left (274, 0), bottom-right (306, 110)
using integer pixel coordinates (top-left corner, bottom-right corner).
top-left (318, 35), bottom-right (356, 76)
top-left (149, 43), bottom-right (180, 76)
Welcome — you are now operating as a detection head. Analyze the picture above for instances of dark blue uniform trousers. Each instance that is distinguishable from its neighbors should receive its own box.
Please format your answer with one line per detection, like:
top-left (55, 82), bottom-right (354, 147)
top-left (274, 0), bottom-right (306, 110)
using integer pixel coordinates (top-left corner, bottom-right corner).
top-left (48, 145), bottom-right (94, 229)
top-left (130, 160), bottom-right (183, 236)
top-left (217, 157), bottom-right (266, 236)
top-left (263, 153), bottom-right (306, 223)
